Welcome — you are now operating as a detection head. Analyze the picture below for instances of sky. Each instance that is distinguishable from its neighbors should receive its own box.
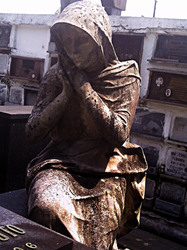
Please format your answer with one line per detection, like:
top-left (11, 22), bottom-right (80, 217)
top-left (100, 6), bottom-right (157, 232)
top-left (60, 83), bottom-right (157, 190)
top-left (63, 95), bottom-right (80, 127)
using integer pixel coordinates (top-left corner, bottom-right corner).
top-left (125, 0), bottom-right (187, 19)
top-left (0, 0), bottom-right (186, 19)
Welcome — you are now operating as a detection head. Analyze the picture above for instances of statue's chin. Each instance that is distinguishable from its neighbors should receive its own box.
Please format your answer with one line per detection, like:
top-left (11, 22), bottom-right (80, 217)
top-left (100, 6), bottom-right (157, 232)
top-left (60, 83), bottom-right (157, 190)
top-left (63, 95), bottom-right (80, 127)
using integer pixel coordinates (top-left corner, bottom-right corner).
top-left (73, 60), bottom-right (84, 69)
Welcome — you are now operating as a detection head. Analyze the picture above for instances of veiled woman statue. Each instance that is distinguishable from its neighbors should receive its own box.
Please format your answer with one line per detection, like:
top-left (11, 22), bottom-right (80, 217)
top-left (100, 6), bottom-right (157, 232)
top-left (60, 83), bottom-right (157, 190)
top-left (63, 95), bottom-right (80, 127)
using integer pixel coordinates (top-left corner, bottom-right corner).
top-left (25, 1), bottom-right (147, 249)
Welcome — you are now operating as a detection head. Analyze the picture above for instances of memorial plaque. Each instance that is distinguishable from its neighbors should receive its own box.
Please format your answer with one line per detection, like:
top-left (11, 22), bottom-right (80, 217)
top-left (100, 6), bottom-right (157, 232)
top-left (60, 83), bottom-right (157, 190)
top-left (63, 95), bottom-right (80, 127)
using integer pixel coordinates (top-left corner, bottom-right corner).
top-left (148, 70), bottom-right (187, 105)
top-left (170, 117), bottom-right (187, 143)
top-left (165, 148), bottom-right (187, 180)
top-left (24, 88), bottom-right (38, 105)
top-left (154, 35), bottom-right (187, 63)
top-left (10, 56), bottom-right (44, 82)
top-left (0, 206), bottom-right (92, 250)
top-left (131, 108), bottom-right (165, 137)
top-left (154, 198), bottom-right (183, 218)
top-left (112, 34), bottom-right (144, 67)
top-left (9, 87), bottom-right (24, 105)
top-left (160, 182), bottom-right (186, 204)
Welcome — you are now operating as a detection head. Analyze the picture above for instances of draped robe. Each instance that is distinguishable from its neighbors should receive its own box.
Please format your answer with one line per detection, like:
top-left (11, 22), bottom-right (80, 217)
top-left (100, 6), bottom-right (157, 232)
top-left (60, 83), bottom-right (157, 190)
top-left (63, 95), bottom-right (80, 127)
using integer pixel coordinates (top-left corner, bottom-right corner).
top-left (26, 2), bottom-right (147, 249)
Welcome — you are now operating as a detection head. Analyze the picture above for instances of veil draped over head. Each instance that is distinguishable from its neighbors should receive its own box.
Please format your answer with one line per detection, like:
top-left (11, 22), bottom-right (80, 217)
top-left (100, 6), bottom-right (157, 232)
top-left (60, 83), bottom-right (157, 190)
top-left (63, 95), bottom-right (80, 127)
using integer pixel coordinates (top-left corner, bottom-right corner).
top-left (26, 2), bottom-right (147, 241)
top-left (27, 0), bottom-right (144, 179)
top-left (50, 0), bottom-right (118, 67)
top-left (27, 1), bottom-right (144, 179)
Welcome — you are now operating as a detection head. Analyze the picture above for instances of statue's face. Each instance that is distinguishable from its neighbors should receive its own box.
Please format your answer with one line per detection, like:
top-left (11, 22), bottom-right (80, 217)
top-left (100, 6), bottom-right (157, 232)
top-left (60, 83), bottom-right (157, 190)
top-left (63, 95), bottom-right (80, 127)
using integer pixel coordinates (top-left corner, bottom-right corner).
top-left (61, 25), bottom-right (99, 70)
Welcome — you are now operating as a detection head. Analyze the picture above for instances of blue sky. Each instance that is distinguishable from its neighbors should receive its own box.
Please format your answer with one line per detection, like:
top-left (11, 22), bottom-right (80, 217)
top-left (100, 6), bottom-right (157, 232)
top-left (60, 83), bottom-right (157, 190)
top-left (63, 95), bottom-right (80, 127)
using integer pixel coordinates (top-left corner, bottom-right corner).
top-left (0, 0), bottom-right (186, 19)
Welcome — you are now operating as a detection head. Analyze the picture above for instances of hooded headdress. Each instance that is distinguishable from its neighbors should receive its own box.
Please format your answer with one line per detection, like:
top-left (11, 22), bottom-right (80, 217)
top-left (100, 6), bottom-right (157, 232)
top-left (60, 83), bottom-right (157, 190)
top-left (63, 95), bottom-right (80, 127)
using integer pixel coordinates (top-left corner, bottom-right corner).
top-left (51, 0), bottom-right (118, 67)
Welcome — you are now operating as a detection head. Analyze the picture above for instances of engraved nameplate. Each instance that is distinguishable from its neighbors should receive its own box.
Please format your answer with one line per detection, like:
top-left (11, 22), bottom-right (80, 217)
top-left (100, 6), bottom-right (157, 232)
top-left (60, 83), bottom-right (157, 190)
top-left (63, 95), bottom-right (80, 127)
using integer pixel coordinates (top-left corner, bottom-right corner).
top-left (0, 206), bottom-right (92, 250)
top-left (165, 149), bottom-right (187, 180)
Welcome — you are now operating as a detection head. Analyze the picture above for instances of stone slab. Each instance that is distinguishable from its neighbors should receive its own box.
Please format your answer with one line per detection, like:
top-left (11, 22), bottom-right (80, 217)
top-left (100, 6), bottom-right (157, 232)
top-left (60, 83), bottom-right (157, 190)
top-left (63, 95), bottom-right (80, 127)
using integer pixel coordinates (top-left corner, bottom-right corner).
top-left (165, 148), bottom-right (187, 180)
top-left (9, 87), bottom-right (24, 105)
top-left (0, 189), bottom-right (28, 217)
top-left (0, 206), bottom-right (92, 250)
top-left (148, 70), bottom-right (187, 105)
top-left (143, 146), bottom-right (159, 167)
top-left (154, 198), bottom-right (183, 218)
top-left (131, 108), bottom-right (165, 138)
top-left (160, 182), bottom-right (186, 204)
top-left (0, 106), bottom-right (49, 192)
top-left (170, 116), bottom-right (187, 143)
top-left (145, 178), bottom-right (156, 198)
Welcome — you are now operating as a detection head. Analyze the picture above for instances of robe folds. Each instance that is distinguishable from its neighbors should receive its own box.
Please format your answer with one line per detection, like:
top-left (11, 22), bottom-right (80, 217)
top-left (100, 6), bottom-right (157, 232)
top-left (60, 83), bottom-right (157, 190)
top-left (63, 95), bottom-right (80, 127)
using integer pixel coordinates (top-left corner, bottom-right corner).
top-left (26, 1), bottom-right (147, 249)
top-left (26, 61), bottom-right (147, 249)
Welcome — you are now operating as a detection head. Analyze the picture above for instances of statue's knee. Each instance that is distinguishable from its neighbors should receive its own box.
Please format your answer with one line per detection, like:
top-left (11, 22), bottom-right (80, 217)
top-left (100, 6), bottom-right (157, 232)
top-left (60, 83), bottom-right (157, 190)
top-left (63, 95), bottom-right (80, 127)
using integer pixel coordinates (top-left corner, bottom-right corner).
top-left (29, 196), bottom-right (56, 225)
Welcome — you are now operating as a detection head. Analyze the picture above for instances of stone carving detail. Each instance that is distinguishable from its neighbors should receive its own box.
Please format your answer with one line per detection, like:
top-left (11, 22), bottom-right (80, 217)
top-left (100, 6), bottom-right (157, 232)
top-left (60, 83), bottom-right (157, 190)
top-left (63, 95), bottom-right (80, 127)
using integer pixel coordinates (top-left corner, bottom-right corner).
top-left (25, 1), bottom-right (147, 249)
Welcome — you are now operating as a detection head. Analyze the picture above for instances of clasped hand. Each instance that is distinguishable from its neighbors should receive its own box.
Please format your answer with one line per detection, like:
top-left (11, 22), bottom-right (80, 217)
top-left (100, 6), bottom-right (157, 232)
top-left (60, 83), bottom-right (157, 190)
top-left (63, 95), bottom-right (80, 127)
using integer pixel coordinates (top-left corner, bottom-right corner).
top-left (72, 70), bottom-right (90, 91)
top-left (63, 66), bottom-right (91, 95)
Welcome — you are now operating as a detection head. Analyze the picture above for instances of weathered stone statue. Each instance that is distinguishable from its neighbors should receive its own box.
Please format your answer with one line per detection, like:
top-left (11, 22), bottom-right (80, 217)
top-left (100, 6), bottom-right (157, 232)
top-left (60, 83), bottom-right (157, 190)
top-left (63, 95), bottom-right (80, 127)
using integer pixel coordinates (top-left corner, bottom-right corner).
top-left (25, 1), bottom-right (147, 249)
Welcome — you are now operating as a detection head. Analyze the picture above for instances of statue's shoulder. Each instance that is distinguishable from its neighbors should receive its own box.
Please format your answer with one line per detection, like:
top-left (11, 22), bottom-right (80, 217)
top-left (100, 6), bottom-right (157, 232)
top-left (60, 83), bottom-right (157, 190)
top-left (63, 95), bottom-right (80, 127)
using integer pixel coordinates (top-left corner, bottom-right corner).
top-left (98, 60), bottom-right (140, 79)
top-left (118, 60), bottom-right (139, 71)
top-left (38, 63), bottom-right (63, 96)
top-left (43, 63), bottom-right (59, 81)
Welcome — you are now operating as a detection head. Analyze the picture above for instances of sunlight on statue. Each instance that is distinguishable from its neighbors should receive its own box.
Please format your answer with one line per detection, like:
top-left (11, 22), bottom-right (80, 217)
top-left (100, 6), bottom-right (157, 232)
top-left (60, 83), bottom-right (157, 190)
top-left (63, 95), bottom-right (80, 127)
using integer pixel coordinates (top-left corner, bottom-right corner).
top-left (25, 1), bottom-right (147, 249)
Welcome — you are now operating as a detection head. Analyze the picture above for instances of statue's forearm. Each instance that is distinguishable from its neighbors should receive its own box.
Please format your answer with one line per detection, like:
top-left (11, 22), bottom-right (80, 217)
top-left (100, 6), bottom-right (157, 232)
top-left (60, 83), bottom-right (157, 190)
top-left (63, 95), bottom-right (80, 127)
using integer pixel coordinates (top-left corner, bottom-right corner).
top-left (26, 85), bottom-right (72, 143)
top-left (72, 70), bottom-right (139, 146)
top-left (76, 81), bottom-right (132, 147)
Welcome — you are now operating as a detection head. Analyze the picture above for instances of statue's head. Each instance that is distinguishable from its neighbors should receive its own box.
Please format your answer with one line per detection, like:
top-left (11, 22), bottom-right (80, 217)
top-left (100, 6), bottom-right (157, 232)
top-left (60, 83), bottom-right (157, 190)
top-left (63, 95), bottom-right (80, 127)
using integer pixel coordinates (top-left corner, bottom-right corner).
top-left (55, 24), bottom-right (103, 72)
top-left (51, 0), bottom-right (118, 72)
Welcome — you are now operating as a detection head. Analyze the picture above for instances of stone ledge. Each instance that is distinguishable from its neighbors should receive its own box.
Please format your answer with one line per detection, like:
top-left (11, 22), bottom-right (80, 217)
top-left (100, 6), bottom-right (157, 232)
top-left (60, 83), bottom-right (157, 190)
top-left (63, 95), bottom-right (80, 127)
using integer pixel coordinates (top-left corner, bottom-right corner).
top-left (0, 189), bottom-right (28, 218)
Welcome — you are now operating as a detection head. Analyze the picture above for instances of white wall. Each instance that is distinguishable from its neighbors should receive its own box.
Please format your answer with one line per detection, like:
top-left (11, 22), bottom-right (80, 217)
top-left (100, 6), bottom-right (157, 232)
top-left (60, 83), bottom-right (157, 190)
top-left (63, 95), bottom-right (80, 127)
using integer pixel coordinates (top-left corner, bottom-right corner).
top-left (13, 25), bottom-right (50, 58)
top-left (110, 16), bottom-right (187, 99)
top-left (11, 25), bottom-right (51, 74)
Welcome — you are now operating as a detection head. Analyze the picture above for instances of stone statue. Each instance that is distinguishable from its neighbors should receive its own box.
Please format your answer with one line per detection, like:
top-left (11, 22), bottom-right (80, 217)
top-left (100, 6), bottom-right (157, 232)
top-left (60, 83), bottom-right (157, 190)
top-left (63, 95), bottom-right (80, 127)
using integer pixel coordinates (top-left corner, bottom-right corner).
top-left (25, 1), bottom-right (147, 249)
